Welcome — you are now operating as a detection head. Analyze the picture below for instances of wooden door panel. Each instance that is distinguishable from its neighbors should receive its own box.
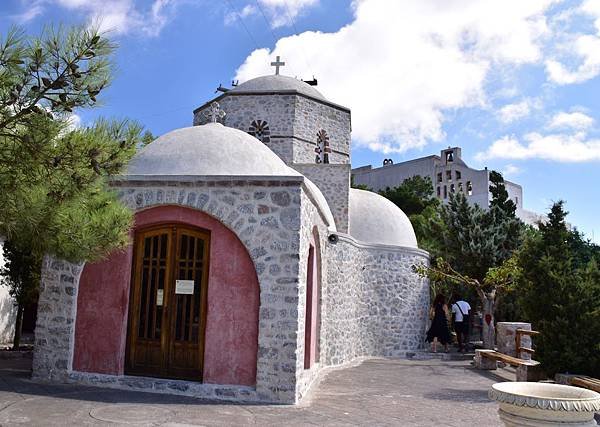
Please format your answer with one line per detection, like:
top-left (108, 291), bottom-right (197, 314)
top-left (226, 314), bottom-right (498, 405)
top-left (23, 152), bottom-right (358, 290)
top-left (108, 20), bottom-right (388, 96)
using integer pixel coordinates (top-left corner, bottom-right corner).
top-left (126, 225), bottom-right (209, 381)
top-left (167, 230), bottom-right (209, 379)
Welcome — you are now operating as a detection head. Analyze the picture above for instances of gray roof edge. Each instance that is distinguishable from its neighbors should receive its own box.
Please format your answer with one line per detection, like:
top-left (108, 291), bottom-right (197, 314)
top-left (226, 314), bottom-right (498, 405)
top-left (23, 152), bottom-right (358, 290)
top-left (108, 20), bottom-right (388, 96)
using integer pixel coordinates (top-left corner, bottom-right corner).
top-left (193, 90), bottom-right (351, 114)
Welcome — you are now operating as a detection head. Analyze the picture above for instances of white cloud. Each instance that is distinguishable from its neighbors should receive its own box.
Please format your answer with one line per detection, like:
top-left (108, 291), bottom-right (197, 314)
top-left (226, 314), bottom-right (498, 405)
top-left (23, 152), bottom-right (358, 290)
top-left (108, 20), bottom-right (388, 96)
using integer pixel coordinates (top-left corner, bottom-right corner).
top-left (477, 132), bottom-right (600, 162)
top-left (14, 0), bottom-right (179, 37)
top-left (502, 164), bottom-right (522, 176)
top-left (225, 0), bottom-right (318, 29)
top-left (225, 5), bottom-right (257, 26)
top-left (549, 111), bottom-right (594, 130)
top-left (11, 1), bottom-right (45, 24)
top-left (545, 0), bottom-right (600, 84)
top-left (499, 100), bottom-right (532, 123)
top-left (235, 0), bottom-right (554, 152)
top-left (258, 0), bottom-right (319, 28)
top-left (66, 113), bottom-right (82, 131)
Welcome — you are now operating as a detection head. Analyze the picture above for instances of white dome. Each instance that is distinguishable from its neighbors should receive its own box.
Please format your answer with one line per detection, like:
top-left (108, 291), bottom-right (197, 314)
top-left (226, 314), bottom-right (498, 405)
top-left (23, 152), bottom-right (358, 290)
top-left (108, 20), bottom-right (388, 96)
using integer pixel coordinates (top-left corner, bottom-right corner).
top-left (126, 123), bottom-right (301, 178)
top-left (348, 188), bottom-right (418, 248)
top-left (231, 75), bottom-right (326, 101)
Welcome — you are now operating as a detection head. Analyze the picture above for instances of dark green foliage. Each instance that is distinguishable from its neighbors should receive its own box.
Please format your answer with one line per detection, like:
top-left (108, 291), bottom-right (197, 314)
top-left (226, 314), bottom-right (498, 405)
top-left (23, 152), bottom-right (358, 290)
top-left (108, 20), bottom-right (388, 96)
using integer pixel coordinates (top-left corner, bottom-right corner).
top-left (379, 175), bottom-right (439, 217)
top-left (0, 26), bottom-right (143, 261)
top-left (350, 175), bottom-right (370, 191)
top-left (433, 172), bottom-right (524, 283)
top-left (0, 25), bottom-right (145, 348)
top-left (518, 202), bottom-right (600, 377)
top-left (489, 170), bottom-right (516, 216)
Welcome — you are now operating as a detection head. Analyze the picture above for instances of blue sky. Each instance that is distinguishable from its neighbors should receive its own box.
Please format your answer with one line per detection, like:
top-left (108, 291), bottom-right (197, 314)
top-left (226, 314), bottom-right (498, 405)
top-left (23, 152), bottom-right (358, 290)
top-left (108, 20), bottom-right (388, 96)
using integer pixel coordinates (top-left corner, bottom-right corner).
top-left (1, 0), bottom-right (599, 242)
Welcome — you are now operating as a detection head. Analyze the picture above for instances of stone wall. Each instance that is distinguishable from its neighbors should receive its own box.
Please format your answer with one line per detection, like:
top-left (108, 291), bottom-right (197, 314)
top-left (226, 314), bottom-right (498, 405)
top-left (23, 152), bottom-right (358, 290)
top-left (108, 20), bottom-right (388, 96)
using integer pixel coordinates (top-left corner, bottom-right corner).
top-left (322, 236), bottom-right (430, 366)
top-left (33, 179), bottom-right (307, 404)
top-left (292, 164), bottom-right (350, 233)
top-left (295, 190), bottom-right (330, 400)
top-left (32, 257), bottom-right (82, 382)
top-left (293, 95), bottom-right (351, 164)
top-left (193, 93), bottom-right (351, 166)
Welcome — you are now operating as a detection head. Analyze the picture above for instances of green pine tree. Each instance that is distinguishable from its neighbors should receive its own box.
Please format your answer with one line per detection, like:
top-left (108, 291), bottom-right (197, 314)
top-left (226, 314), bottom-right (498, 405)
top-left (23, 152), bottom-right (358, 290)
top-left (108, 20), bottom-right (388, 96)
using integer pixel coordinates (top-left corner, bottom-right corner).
top-left (519, 202), bottom-right (600, 377)
top-left (0, 26), bottom-right (145, 348)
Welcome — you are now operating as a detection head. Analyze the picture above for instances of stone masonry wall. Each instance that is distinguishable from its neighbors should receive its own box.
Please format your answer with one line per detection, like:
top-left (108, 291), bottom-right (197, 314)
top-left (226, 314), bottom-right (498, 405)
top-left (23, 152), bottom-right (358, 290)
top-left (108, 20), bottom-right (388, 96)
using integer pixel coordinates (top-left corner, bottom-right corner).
top-left (293, 95), bottom-right (351, 165)
top-left (323, 238), bottom-right (430, 366)
top-left (194, 94), bottom-right (295, 164)
top-left (32, 257), bottom-right (83, 382)
top-left (193, 93), bottom-right (351, 166)
top-left (32, 179), bottom-right (306, 404)
top-left (295, 189), bottom-right (330, 400)
top-left (292, 164), bottom-right (350, 233)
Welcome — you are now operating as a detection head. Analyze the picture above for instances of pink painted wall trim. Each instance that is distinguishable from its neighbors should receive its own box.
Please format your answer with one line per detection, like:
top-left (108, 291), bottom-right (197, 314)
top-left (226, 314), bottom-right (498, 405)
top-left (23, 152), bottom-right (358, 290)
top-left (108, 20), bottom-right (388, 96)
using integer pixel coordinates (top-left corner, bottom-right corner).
top-left (73, 205), bottom-right (260, 386)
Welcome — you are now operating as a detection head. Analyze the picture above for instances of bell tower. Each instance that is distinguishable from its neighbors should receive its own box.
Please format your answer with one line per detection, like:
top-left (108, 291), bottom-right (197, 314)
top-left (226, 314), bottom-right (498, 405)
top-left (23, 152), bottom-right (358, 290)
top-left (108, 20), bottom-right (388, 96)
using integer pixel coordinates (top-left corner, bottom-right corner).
top-left (193, 60), bottom-right (352, 232)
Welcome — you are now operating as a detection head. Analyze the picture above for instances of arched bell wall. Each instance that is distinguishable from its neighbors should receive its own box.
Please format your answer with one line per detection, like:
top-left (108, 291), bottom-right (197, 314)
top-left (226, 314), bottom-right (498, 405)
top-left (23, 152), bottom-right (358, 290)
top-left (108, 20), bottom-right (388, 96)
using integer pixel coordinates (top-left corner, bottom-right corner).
top-left (72, 205), bottom-right (260, 386)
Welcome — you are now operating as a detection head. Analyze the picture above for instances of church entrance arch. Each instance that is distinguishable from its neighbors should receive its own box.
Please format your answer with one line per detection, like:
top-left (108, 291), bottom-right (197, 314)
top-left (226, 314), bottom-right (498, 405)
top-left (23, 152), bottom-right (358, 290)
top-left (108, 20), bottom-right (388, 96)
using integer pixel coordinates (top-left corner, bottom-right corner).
top-left (126, 224), bottom-right (210, 381)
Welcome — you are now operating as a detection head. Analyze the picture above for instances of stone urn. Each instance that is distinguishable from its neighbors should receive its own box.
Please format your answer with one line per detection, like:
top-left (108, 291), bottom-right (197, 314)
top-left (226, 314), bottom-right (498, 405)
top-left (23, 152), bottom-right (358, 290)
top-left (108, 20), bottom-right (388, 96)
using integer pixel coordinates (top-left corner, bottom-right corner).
top-left (489, 382), bottom-right (600, 426)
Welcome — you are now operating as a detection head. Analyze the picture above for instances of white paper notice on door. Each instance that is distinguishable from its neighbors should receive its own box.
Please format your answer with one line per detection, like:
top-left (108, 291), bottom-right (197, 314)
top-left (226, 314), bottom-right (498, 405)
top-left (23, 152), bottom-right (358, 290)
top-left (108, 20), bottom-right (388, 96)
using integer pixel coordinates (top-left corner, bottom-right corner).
top-left (156, 289), bottom-right (164, 306)
top-left (175, 280), bottom-right (195, 294)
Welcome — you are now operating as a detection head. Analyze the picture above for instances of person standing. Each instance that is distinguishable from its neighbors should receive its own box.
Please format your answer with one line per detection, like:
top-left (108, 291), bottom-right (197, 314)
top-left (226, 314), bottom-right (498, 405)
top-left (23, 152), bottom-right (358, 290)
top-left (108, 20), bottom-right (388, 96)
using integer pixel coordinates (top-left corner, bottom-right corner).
top-left (426, 294), bottom-right (452, 353)
top-left (452, 297), bottom-right (471, 352)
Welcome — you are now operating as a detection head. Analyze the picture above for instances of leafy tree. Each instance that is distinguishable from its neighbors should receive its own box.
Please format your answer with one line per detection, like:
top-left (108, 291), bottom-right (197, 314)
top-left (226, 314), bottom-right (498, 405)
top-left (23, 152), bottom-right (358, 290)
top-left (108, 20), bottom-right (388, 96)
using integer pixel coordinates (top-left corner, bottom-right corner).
top-left (518, 202), bottom-right (600, 376)
top-left (422, 172), bottom-right (525, 346)
top-left (416, 255), bottom-right (520, 349)
top-left (378, 176), bottom-right (441, 251)
top-left (0, 26), bottom-right (143, 348)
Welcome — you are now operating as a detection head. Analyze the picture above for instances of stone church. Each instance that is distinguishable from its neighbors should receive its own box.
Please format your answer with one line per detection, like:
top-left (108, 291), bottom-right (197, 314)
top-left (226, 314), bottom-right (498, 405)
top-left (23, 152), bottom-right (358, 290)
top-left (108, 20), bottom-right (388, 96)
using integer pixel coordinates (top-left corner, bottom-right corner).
top-left (31, 66), bottom-right (430, 404)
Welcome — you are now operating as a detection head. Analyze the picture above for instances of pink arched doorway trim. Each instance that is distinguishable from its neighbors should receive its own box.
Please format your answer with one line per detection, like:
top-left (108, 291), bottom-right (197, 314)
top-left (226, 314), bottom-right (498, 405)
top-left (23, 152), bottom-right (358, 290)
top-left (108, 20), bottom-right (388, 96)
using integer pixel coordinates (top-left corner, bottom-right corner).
top-left (73, 205), bottom-right (260, 386)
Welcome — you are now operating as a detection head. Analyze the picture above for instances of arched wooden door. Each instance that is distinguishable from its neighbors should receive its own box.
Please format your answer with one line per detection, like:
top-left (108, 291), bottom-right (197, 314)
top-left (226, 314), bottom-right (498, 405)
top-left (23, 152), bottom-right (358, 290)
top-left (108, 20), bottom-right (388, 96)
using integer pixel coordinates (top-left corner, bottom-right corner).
top-left (126, 224), bottom-right (210, 381)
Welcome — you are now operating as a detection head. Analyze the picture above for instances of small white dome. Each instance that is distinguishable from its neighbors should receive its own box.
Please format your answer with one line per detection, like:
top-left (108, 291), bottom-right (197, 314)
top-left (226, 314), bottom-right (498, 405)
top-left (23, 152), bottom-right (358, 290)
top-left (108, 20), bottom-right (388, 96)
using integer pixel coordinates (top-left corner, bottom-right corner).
top-left (231, 75), bottom-right (326, 101)
top-left (348, 188), bottom-right (418, 248)
top-left (126, 124), bottom-right (301, 177)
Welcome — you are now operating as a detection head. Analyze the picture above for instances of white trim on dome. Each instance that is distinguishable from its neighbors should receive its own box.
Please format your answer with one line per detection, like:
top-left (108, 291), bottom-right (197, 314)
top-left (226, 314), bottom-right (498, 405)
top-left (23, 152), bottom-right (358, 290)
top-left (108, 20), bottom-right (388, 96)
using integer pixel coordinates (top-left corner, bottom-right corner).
top-left (334, 232), bottom-right (429, 257)
top-left (302, 178), bottom-right (337, 233)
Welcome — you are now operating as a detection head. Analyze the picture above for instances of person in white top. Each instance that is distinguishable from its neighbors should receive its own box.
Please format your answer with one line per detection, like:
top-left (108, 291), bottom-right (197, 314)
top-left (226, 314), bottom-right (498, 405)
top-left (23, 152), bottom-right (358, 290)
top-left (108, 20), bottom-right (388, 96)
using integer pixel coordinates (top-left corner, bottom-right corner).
top-left (451, 298), bottom-right (471, 352)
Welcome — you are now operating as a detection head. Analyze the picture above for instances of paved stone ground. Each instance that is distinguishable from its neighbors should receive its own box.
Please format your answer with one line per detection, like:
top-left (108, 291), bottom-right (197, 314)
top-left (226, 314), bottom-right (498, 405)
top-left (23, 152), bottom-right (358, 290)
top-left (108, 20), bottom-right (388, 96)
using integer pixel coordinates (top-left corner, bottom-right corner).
top-left (0, 356), bottom-right (506, 426)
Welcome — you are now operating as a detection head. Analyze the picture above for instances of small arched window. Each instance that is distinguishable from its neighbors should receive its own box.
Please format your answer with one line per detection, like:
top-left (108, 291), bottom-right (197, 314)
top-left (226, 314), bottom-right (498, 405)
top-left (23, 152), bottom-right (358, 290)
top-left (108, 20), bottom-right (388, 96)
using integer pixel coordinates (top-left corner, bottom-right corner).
top-left (248, 120), bottom-right (270, 143)
top-left (315, 129), bottom-right (330, 164)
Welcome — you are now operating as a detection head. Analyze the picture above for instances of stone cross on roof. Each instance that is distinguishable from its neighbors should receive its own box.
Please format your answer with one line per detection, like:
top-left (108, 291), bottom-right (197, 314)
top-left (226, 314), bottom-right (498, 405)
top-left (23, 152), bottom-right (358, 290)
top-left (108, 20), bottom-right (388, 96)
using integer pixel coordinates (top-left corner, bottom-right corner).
top-left (204, 101), bottom-right (226, 123)
top-left (270, 56), bottom-right (285, 75)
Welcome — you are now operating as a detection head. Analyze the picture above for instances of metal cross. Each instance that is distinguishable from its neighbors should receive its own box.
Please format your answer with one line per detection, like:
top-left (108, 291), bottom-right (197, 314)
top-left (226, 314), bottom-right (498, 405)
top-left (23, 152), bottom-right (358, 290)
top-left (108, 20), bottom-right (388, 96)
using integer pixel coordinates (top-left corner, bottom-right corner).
top-left (204, 102), bottom-right (226, 123)
top-left (270, 56), bottom-right (285, 75)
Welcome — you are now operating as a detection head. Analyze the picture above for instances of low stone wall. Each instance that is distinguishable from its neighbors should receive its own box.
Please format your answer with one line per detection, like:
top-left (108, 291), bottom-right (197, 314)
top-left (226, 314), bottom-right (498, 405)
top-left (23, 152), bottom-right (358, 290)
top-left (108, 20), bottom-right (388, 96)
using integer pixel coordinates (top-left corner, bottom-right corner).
top-left (323, 236), bottom-right (430, 366)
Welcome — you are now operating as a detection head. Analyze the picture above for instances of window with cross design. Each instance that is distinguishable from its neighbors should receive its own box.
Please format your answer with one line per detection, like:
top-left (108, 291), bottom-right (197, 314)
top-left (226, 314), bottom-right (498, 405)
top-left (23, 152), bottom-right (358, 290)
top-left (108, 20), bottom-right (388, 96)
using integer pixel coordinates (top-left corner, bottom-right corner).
top-left (248, 120), bottom-right (271, 143)
top-left (315, 129), bottom-right (331, 164)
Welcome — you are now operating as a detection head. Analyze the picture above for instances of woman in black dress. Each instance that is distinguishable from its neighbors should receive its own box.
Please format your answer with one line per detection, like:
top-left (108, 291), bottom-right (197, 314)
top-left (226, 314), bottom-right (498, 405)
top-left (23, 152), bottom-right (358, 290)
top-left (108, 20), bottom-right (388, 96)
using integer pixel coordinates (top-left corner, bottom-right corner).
top-left (426, 294), bottom-right (451, 352)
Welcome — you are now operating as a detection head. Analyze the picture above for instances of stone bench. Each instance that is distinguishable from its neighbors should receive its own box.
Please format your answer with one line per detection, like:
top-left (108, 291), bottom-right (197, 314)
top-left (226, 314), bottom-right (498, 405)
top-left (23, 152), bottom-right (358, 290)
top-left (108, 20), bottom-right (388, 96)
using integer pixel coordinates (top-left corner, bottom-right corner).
top-left (474, 349), bottom-right (543, 381)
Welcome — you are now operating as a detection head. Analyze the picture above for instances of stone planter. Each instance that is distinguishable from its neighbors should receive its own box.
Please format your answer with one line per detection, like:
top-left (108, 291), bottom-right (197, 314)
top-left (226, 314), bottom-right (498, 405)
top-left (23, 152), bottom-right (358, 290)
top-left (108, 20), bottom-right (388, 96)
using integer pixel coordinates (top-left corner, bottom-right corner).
top-left (489, 382), bottom-right (600, 426)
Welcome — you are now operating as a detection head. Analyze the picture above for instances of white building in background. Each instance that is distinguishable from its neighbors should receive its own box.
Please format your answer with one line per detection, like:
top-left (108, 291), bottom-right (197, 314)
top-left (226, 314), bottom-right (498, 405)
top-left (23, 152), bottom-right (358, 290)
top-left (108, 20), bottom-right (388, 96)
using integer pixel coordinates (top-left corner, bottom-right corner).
top-left (351, 147), bottom-right (542, 225)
